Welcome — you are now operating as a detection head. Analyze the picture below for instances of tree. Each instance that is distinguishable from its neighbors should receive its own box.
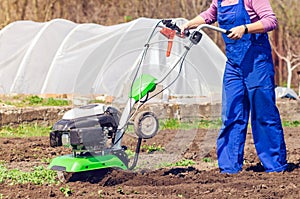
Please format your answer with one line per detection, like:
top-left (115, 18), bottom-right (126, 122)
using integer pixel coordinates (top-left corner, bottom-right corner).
top-left (272, 38), bottom-right (300, 89)
top-left (270, 0), bottom-right (300, 89)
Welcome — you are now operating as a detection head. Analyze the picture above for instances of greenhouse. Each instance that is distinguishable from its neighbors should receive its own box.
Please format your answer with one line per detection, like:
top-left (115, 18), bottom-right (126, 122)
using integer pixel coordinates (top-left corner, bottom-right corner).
top-left (0, 18), bottom-right (226, 103)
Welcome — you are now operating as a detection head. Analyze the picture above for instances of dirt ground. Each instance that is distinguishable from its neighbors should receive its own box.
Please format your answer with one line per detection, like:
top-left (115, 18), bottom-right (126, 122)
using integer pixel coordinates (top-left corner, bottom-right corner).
top-left (0, 127), bottom-right (299, 199)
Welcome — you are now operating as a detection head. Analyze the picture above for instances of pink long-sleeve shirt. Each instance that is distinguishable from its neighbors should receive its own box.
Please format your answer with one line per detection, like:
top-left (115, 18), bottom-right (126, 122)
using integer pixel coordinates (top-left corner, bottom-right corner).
top-left (199, 0), bottom-right (278, 32)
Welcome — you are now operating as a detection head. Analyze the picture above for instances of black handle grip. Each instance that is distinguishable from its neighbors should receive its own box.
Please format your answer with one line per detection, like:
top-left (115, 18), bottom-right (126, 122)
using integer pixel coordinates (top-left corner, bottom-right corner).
top-left (162, 19), bottom-right (172, 25)
top-left (183, 29), bottom-right (190, 37)
top-left (162, 19), bottom-right (190, 37)
top-left (225, 30), bottom-right (232, 35)
top-left (162, 20), bottom-right (180, 32)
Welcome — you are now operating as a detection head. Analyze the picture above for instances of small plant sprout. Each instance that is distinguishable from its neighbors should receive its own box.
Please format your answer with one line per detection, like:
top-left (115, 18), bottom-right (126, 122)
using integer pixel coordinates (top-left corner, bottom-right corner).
top-left (161, 159), bottom-right (196, 167)
top-left (117, 187), bottom-right (125, 195)
top-left (98, 190), bottom-right (104, 198)
top-left (141, 143), bottom-right (165, 153)
top-left (60, 185), bottom-right (72, 197)
top-left (202, 157), bottom-right (212, 163)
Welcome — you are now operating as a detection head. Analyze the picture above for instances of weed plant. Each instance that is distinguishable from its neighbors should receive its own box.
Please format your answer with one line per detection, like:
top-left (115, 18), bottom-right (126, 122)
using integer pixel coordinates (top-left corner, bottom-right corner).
top-left (162, 159), bottom-right (196, 167)
top-left (0, 123), bottom-right (51, 137)
top-left (0, 164), bottom-right (57, 185)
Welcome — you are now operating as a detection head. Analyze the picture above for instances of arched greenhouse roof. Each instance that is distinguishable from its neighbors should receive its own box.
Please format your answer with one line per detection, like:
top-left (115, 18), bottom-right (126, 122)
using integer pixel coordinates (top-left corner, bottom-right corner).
top-left (0, 18), bottom-right (226, 103)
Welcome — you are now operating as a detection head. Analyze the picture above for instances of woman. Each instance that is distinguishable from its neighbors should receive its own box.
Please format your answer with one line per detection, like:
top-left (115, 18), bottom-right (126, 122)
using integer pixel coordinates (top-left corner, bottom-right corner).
top-left (181, 0), bottom-right (287, 173)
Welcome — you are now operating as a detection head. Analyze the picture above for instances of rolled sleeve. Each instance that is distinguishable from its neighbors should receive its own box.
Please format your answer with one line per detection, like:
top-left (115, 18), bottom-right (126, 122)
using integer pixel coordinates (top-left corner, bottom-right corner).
top-left (250, 0), bottom-right (278, 32)
top-left (199, 1), bottom-right (218, 25)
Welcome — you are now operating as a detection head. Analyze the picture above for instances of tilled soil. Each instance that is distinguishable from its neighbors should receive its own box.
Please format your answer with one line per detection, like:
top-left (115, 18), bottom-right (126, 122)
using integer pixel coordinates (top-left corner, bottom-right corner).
top-left (0, 127), bottom-right (299, 199)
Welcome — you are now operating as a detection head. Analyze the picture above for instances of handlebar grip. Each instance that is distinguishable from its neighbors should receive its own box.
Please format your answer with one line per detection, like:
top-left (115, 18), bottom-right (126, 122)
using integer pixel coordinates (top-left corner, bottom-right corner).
top-left (225, 30), bottom-right (232, 35)
top-left (183, 29), bottom-right (190, 37)
top-left (162, 19), bottom-right (181, 33)
top-left (162, 19), bottom-right (172, 25)
top-left (162, 19), bottom-right (190, 37)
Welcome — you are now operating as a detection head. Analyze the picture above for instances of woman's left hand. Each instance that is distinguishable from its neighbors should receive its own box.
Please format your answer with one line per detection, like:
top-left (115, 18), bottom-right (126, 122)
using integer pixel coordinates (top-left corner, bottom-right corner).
top-left (227, 25), bottom-right (246, 40)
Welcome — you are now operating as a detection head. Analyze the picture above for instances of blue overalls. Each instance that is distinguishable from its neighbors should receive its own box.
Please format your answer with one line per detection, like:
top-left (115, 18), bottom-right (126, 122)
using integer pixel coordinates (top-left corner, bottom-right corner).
top-left (216, 0), bottom-right (287, 173)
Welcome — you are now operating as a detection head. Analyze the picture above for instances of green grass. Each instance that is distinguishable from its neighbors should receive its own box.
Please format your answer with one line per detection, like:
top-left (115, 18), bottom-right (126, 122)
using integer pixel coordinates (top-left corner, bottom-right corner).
top-left (160, 119), bottom-right (180, 130)
top-left (0, 123), bottom-right (51, 137)
top-left (160, 118), bottom-right (222, 130)
top-left (126, 118), bottom-right (222, 136)
top-left (125, 149), bottom-right (135, 158)
top-left (202, 157), bottom-right (213, 163)
top-left (88, 99), bottom-right (106, 104)
top-left (3, 95), bottom-right (70, 107)
top-left (161, 159), bottom-right (196, 167)
top-left (0, 164), bottom-right (57, 185)
top-left (282, 120), bottom-right (300, 127)
top-left (0, 118), bottom-right (298, 139)
top-left (160, 118), bottom-right (300, 130)
top-left (141, 143), bottom-right (165, 153)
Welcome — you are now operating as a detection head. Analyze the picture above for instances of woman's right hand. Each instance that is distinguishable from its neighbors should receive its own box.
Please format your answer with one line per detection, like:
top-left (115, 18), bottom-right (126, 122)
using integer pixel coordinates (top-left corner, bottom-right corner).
top-left (180, 22), bottom-right (190, 35)
top-left (180, 16), bottom-right (206, 34)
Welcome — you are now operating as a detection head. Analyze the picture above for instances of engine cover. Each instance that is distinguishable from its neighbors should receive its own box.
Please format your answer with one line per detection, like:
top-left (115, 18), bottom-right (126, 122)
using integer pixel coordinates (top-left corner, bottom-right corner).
top-left (69, 127), bottom-right (107, 151)
top-left (50, 105), bottom-right (120, 148)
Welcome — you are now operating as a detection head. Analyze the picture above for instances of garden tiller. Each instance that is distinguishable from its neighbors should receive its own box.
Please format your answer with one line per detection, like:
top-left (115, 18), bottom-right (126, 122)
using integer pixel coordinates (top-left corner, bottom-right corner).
top-left (48, 19), bottom-right (229, 179)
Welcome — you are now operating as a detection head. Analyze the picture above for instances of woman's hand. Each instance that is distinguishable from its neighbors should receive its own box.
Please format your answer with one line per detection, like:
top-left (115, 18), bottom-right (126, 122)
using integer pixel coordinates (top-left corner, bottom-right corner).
top-left (179, 23), bottom-right (190, 35)
top-left (227, 25), bottom-right (247, 40)
top-left (180, 16), bottom-right (206, 35)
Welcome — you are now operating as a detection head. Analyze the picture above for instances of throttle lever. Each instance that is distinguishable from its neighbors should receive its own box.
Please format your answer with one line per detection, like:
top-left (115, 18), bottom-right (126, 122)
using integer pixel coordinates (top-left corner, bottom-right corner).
top-left (160, 28), bottom-right (176, 57)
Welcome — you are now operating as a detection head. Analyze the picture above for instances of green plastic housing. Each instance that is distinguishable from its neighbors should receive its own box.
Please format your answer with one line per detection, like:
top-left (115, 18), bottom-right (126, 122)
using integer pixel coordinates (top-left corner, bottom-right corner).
top-left (129, 74), bottom-right (157, 102)
top-left (48, 154), bottom-right (128, 172)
